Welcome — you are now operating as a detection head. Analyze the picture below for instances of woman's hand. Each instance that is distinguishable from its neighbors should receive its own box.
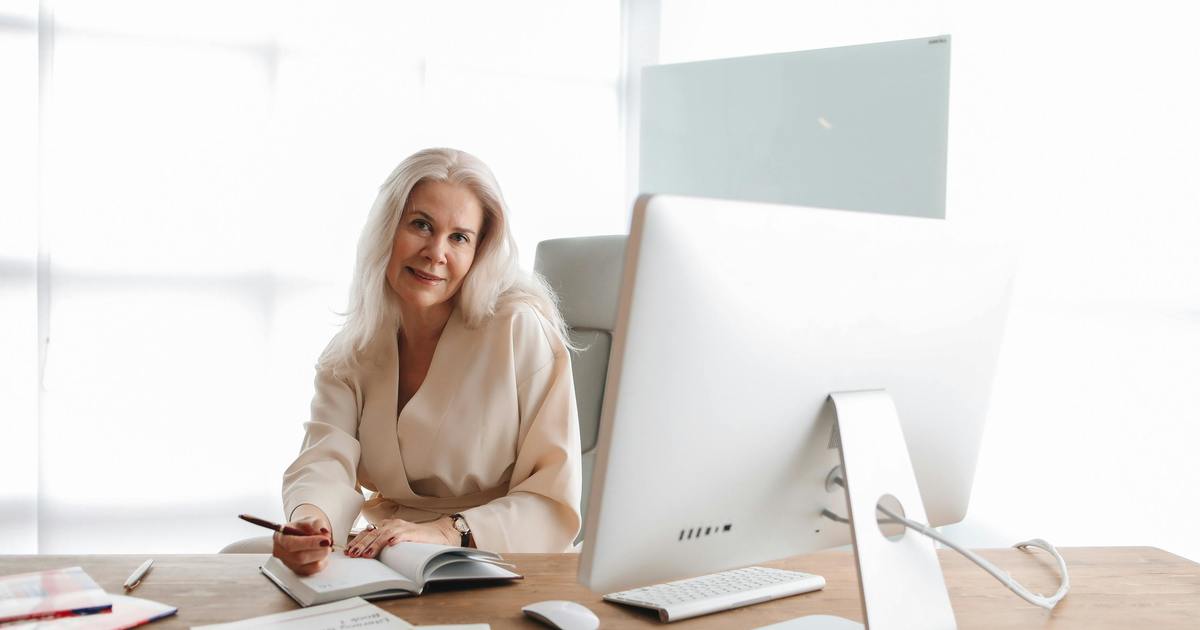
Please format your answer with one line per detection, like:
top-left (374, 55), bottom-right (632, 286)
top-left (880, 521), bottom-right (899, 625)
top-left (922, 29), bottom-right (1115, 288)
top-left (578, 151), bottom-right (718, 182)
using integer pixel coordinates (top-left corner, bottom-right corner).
top-left (346, 516), bottom-right (458, 558)
top-left (271, 514), bottom-right (333, 576)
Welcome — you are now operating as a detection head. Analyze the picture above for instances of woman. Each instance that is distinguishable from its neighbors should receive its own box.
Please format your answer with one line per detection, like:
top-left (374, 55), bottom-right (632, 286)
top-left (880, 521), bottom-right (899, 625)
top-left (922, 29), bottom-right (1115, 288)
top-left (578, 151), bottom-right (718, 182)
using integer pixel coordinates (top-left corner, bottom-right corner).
top-left (273, 148), bottom-right (582, 576)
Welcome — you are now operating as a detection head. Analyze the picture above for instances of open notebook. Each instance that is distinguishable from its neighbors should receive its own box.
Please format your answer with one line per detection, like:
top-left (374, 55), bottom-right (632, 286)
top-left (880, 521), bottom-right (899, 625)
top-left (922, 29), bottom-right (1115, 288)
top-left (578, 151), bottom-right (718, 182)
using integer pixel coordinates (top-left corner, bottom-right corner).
top-left (261, 543), bottom-right (521, 606)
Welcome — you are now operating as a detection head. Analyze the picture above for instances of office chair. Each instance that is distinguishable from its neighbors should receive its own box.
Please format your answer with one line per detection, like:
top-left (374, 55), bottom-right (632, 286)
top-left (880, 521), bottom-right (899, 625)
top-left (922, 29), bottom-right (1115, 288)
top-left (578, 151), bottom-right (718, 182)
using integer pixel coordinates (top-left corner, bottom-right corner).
top-left (219, 235), bottom-right (626, 553)
top-left (533, 235), bottom-right (626, 544)
top-left (220, 534), bottom-right (272, 554)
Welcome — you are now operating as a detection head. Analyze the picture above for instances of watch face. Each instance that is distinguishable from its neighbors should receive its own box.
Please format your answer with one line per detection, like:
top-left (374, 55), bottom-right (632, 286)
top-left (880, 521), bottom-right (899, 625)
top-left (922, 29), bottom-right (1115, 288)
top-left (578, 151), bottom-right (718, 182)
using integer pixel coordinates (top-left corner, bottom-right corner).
top-left (453, 517), bottom-right (470, 534)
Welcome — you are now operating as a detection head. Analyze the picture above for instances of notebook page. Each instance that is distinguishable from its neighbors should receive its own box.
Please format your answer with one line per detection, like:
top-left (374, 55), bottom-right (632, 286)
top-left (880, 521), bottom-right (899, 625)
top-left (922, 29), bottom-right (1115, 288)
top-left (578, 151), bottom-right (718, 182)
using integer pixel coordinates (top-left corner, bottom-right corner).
top-left (377, 543), bottom-right (452, 582)
top-left (296, 554), bottom-right (418, 594)
top-left (377, 543), bottom-right (506, 583)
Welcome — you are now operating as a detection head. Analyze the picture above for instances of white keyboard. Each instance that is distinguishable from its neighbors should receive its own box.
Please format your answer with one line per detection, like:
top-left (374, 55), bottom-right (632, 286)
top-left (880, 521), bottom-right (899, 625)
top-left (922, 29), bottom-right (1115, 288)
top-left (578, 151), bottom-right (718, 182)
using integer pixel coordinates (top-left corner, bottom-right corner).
top-left (603, 566), bottom-right (826, 622)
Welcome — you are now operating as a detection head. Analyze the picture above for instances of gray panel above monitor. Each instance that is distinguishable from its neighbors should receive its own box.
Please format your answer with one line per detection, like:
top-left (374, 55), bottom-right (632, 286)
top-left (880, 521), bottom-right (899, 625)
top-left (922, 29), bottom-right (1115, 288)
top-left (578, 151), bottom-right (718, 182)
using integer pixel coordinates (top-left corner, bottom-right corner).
top-left (639, 35), bottom-right (951, 219)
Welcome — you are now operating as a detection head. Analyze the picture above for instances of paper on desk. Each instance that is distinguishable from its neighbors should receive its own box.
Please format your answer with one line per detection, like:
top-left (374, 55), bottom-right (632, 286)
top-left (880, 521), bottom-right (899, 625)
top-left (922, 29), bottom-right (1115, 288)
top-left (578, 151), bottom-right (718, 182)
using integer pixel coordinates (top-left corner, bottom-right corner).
top-left (6, 594), bottom-right (177, 629)
top-left (415, 625), bottom-right (489, 629)
top-left (191, 597), bottom-right (413, 630)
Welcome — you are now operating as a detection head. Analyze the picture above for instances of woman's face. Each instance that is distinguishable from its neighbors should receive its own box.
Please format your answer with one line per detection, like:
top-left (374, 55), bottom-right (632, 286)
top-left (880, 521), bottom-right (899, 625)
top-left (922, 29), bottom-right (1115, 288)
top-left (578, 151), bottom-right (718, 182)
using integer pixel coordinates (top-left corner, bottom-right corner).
top-left (385, 180), bottom-right (485, 313)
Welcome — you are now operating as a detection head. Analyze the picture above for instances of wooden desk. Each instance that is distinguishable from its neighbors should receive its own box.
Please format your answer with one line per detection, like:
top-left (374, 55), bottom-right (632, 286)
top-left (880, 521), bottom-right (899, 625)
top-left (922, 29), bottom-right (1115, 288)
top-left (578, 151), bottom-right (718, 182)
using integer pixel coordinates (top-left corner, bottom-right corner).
top-left (3, 547), bottom-right (1196, 628)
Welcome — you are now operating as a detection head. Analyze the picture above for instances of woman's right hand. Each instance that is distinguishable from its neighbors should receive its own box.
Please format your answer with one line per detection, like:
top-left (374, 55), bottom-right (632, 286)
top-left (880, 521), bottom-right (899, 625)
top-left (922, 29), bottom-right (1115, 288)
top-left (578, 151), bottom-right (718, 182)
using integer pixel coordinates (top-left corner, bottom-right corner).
top-left (271, 514), bottom-right (333, 576)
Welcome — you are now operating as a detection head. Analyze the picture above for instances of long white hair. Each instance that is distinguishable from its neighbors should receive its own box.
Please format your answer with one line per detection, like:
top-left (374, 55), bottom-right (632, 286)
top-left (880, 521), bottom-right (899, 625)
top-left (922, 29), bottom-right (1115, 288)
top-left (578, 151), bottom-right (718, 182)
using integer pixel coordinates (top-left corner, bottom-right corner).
top-left (319, 147), bottom-right (570, 373)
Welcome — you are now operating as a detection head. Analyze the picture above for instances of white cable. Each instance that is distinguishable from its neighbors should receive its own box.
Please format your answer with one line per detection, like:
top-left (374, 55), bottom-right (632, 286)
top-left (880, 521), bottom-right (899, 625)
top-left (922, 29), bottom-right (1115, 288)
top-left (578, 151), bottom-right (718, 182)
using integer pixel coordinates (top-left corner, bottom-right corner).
top-left (873, 503), bottom-right (1070, 610)
top-left (823, 474), bottom-right (1070, 610)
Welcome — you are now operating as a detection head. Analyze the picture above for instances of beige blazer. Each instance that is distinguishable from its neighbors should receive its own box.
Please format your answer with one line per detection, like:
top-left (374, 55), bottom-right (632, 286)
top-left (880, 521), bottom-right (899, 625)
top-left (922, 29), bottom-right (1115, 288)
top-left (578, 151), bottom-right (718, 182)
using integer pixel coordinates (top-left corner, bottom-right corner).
top-left (282, 302), bottom-right (583, 553)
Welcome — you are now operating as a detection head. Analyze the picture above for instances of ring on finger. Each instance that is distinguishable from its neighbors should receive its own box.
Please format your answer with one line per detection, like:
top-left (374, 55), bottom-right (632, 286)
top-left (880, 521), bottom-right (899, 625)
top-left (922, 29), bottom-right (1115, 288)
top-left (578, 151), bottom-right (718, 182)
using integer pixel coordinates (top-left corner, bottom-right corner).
top-left (352, 530), bottom-right (376, 555)
top-left (365, 531), bottom-right (391, 556)
top-left (363, 530), bottom-right (384, 554)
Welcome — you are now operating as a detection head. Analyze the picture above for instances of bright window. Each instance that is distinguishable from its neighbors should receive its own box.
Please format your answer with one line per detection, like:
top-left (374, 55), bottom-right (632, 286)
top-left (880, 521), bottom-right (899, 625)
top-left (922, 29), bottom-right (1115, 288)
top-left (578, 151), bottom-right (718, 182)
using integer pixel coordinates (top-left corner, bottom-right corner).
top-left (7, 0), bottom-right (624, 553)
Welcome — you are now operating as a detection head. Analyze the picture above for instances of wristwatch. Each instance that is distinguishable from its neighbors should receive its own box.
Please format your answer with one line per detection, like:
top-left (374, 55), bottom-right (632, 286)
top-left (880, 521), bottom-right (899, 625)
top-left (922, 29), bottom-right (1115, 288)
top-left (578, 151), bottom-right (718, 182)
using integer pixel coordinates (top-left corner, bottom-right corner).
top-left (450, 513), bottom-right (471, 547)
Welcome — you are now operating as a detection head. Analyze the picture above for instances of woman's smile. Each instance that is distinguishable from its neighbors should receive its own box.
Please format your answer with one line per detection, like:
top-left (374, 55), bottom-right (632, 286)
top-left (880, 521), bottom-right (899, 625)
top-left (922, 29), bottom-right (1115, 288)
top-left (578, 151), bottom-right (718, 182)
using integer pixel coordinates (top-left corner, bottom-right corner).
top-left (406, 266), bottom-right (445, 285)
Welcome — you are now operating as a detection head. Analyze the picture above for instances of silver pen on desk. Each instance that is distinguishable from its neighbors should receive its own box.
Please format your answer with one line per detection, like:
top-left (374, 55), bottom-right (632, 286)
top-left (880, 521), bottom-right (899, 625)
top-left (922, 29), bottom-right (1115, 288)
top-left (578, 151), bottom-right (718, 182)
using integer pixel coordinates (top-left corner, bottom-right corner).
top-left (123, 558), bottom-right (154, 592)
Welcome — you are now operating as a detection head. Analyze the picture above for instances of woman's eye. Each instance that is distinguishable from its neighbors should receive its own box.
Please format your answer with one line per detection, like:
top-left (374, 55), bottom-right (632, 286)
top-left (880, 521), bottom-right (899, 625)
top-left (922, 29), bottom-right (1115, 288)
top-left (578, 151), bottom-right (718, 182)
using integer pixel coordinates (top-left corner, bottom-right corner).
top-left (412, 219), bottom-right (431, 231)
top-left (451, 233), bottom-right (470, 244)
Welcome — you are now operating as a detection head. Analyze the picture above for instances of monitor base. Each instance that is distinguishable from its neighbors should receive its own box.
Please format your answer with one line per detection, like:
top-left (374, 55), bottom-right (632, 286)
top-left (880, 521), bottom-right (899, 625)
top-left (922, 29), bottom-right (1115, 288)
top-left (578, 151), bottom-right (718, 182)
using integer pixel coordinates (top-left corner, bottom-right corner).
top-left (755, 614), bottom-right (864, 629)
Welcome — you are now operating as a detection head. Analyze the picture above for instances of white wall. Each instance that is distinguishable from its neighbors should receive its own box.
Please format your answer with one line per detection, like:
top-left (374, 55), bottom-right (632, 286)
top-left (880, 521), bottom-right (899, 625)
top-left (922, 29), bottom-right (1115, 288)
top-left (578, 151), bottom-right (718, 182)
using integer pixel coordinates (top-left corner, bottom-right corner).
top-left (655, 0), bottom-right (1200, 561)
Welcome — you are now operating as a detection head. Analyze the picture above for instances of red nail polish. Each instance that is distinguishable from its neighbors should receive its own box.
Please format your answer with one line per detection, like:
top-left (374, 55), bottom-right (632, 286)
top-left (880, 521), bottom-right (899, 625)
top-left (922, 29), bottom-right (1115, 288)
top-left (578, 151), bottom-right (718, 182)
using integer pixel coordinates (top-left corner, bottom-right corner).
top-left (320, 528), bottom-right (329, 534)
top-left (319, 539), bottom-right (330, 547)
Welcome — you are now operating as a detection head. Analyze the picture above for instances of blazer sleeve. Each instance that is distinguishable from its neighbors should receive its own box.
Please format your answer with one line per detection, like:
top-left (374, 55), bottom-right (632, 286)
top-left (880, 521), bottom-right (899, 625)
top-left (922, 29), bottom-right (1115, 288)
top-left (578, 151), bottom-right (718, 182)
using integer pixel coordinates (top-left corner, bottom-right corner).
top-left (460, 308), bottom-right (583, 552)
top-left (282, 364), bottom-right (366, 546)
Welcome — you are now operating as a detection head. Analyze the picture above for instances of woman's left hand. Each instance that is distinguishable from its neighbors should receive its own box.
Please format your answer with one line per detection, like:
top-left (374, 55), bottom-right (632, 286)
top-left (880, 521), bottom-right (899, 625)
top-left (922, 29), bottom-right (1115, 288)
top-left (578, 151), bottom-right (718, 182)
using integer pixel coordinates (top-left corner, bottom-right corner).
top-left (346, 516), bottom-right (458, 558)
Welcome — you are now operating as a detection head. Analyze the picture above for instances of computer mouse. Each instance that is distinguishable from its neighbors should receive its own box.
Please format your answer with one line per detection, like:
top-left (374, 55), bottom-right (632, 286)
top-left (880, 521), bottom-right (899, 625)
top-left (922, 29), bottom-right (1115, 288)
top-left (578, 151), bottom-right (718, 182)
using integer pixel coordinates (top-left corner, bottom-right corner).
top-left (521, 600), bottom-right (600, 630)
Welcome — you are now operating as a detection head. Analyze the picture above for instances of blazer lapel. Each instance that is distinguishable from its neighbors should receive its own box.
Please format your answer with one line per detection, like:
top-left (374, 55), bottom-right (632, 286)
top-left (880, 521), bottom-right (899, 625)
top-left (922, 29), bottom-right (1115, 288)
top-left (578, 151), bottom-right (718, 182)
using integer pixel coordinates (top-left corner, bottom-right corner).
top-left (358, 326), bottom-right (420, 501)
top-left (358, 306), bottom-right (466, 502)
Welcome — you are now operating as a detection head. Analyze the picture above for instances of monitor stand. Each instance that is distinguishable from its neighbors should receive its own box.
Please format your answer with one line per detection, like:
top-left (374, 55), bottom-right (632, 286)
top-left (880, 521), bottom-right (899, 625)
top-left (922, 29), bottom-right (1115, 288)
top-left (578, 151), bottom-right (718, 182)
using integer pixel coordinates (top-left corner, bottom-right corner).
top-left (759, 390), bottom-right (958, 630)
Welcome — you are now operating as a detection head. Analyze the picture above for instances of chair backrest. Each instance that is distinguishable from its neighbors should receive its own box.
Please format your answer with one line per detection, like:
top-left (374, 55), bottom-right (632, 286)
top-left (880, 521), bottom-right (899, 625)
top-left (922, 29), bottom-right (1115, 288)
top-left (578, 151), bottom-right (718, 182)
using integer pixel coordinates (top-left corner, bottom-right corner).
top-left (533, 235), bottom-right (626, 540)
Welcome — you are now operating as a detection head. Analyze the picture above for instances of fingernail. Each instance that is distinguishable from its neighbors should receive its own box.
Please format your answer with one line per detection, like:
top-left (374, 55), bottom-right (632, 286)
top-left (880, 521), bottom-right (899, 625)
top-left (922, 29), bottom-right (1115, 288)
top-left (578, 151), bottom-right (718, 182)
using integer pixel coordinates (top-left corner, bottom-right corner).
top-left (319, 539), bottom-right (330, 547)
top-left (320, 528), bottom-right (329, 534)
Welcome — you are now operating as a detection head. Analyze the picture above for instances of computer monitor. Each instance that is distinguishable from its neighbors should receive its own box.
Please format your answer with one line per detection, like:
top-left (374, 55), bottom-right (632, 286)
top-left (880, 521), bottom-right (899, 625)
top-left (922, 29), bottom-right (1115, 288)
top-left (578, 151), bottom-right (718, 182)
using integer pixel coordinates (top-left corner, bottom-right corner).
top-left (578, 194), bottom-right (1014, 626)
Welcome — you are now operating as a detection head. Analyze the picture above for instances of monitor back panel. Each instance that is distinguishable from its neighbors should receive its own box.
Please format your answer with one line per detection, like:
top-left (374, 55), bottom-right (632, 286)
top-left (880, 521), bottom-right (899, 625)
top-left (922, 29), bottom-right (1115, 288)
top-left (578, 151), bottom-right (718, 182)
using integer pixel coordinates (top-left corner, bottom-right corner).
top-left (578, 194), bottom-right (1014, 593)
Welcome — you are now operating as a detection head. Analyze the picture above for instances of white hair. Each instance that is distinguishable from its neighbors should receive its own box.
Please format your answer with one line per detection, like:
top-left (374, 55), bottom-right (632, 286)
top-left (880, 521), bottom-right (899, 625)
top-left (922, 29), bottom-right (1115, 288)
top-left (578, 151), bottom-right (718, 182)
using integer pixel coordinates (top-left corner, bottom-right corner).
top-left (319, 147), bottom-right (571, 374)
